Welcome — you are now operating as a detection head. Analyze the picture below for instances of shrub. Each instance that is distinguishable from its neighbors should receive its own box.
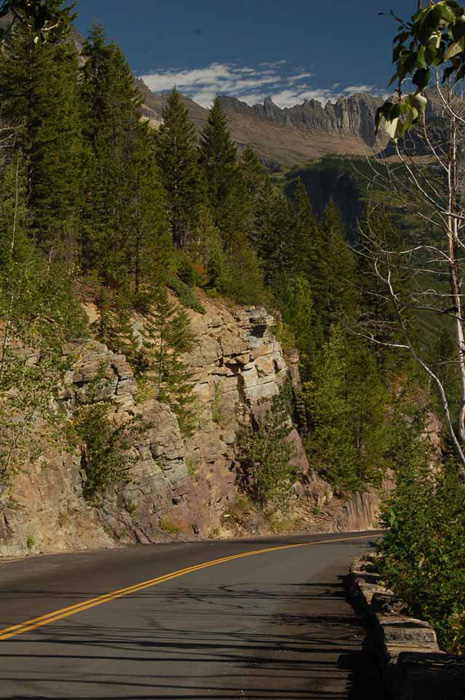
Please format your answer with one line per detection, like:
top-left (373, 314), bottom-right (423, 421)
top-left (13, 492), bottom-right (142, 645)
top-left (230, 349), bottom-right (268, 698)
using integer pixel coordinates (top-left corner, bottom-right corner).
top-left (376, 411), bottom-right (465, 654)
top-left (159, 517), bottom-right (181, 534)
top-left (169, 275), bottom-right (206, 314)
top-left (74, 404), bottom-right (137, 501)
top-left (237, 387), bottom-right (297, 506)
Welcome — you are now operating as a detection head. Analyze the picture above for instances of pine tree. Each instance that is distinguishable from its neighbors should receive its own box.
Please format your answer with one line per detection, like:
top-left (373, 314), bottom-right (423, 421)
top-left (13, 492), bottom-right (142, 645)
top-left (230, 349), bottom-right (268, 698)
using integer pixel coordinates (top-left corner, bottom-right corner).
top-left (313, 200), bottom-right (359, 331)
top-left (290, 179), bottom-right (317, 277)
top-left (346, 340), bottom-right (388, 482)
top-left (144, 294), bottom-right (196, 432)
top-left (80, 23), bottom-right (143, 284)
top-left (199, 97), bottom-right (238, 232)
top-left (192, 203), bottom-right (222, 268)
top-left (0, 2), bottom-right (83, 259)
top-left (240, 146), bottom-right (265, 200)
top-left (239, 146), bottom-right (266, 240)
top-left (255, 185), bottom-right (295, 285)
top-left (155, 88), bottom-right (200, 248)
top-left (221, 235), bottom-right (266, 304)
top-left (305, 324), bottom-right (359, 490)
top-left (129, 124), bottom-right (172, 298)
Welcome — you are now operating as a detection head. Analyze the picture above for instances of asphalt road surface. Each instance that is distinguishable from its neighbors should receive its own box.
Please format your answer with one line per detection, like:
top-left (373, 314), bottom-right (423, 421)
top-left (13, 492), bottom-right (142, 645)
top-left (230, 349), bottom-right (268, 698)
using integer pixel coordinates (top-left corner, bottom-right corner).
top-left (0, 532), bottom-right (384, 700)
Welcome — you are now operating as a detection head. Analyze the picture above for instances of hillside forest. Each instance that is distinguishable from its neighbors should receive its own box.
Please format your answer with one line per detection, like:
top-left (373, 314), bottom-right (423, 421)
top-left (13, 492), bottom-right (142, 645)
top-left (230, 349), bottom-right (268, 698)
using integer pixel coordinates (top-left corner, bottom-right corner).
top-left (0, 0), bottom-right (465, 653)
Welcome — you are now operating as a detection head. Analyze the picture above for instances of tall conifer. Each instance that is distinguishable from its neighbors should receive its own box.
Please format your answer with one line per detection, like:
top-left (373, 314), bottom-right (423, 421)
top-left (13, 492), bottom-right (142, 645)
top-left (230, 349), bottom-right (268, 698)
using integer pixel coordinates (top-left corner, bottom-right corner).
top-left (155, 88), bottom-right (199, 248)
top-left (80, 23), bottom-right (142, 284)
top-left (199, 97), bottom-right (238, 233)
top-left (0, 2), bottom-right (82, 259)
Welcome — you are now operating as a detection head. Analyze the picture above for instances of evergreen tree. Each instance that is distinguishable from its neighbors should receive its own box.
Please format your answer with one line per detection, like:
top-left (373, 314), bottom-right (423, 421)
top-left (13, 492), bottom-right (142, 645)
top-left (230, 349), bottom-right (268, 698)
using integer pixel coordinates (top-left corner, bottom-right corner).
top-left (275, 275), bottom-right (315, 381)
top-left (129, 124), bottom-right (172, 298)
top-left (305, 324), bottom-right (359, 490)
top-left (144, 294), bottom-right (195, 432)
top-left (0, 1), bottom-right (83, 258)
top-left (155, 88), bottom-right (199, 248)
top-left (239, 146), bottom-right (267, 240)
top-left (220, 235), bottom-right (266, 305)
top-left (290, 179), bottom-right (317, 277)
top-left (199, 97), bottom-right (238, 233)
top-left (237, 388), bottom-right (297, 506)
top-left (255, 186), bottom-right (295, 285)
top-left (80, 23), bottom-right (143, 284)
top-left (314, 200), bottom-right (359, 331)
top-left (346, 340), bottom-right (388, 482)
top-left (240, 146), bottom-right (265, 200)
top-left (192, 203), bottom-right (222, 268)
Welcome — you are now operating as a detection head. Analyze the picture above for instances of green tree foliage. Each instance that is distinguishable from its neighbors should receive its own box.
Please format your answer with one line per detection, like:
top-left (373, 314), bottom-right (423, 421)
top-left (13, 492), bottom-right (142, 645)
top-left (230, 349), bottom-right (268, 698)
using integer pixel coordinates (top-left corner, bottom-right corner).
top-left (237, 388), bottom-right (297, 506)
top-left (256, 186), bottom-right (296, 285)
top-left (304, 325), bottom-right (358, 490)
top-left (80, 23), bottom-right (147, 285)
top-left (377, 407), bottom-right (465, 654)
top-left (315, 200), bottom-right (359, 328)
top-left (129, 124), bottom-right (172, 297)
top-left (155, 88), bottom-right (200, 248)
top-left (191, 203), bottom-right (222, 268)
top-left (376, 1), bottom-right (465, 139)
top-left (0, 1), bottom-right (83, 258)
top-left (219, 236), bottom-right (266, 305)
top-left (0, 151), bottom-right (85, 482)
top-left (74, 404), bottom-right (136, 501)
top-left (304, 325), bottom-right (387, 490)
top-left (274, 275), bottom-right (316, 381)
top-left (144, 294), bottom-right (196, 432)
top-left (199, 97), bottom-right (254, 251)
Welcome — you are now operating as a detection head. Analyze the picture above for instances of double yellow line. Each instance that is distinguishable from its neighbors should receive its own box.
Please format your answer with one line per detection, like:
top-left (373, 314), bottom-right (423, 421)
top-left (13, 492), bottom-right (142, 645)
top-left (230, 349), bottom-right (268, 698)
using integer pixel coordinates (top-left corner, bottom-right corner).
top-left (0, 533), bottom-right (374, 642)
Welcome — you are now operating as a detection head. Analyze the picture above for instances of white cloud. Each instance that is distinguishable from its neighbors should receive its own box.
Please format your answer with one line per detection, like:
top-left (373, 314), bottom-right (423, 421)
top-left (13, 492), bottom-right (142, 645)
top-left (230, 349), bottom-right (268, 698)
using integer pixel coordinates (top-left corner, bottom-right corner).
top-left (139, 62), bottom-right (385, 109)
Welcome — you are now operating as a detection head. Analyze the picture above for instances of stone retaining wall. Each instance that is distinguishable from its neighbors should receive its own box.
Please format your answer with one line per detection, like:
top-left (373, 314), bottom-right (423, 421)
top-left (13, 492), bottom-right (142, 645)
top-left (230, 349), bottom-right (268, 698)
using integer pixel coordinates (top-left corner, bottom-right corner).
top-left (350, 557), bottom-right (465, 699)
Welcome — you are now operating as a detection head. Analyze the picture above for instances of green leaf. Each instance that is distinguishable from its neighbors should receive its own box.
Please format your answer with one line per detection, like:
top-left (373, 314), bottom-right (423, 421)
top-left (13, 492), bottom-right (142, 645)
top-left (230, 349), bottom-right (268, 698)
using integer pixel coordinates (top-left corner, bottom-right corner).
top-left (414, 7), bottom-right (431, 26)
top-left (384, 116), bottom-right (400, 140)
top-left (444, 38), bottom-right (465, 61)
top-left (403, 51), bottom-right (419, 73)
top-left (412, 67), bottom-right (431, 88)
top-left (431, 3), bottom-right (457, 25)
top-left (394, 30), bottom-right (410, 43)
top-left (406, 93), bottom-right (427, 114)
top-left (416, 45), bottom-right (428, 68)
top-left (425, 43), bottom-right (438, 63)
top-left (393, 44), bottom-right (408, 62)
top-left (452, 17), bottom-right (465, 40)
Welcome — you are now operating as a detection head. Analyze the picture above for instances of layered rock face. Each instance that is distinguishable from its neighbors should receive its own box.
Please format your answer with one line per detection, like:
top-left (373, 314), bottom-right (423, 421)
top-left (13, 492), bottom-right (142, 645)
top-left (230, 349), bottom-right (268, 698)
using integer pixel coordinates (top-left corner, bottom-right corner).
top-left (221, 93), bottom-right (384, 148)
top-left (0, 294), bottom-right (385, 558)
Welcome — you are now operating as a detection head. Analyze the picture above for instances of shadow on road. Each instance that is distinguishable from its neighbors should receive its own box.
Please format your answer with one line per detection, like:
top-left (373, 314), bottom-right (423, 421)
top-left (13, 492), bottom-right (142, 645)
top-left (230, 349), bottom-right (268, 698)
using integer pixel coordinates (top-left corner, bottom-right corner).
top-left (0, 578), bottom-right (386, 699)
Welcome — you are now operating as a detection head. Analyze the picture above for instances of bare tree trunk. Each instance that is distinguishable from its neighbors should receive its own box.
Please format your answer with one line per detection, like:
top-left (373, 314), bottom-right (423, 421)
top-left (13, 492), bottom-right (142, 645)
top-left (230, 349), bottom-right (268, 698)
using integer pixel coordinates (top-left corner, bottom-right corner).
top-left (446, 119), bottom-right (465, 445)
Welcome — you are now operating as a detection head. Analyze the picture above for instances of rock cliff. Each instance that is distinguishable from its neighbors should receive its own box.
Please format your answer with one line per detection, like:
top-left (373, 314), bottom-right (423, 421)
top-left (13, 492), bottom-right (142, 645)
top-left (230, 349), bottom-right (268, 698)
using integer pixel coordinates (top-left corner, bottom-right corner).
top-left (0, 293), bottom-right (386, 558)
top-left (220, 93), bottom-right (384, 148)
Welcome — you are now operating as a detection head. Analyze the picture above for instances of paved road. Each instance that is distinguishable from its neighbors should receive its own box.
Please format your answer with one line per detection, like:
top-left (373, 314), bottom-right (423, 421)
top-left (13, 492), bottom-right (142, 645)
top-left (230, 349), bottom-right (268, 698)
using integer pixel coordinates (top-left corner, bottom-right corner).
top-left (0, 532), bottom-right (383, 699)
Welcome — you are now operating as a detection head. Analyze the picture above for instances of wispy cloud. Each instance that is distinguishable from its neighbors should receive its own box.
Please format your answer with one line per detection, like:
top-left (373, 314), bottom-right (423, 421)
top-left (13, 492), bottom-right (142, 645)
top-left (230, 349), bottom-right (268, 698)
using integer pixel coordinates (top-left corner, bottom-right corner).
top-left (139, 62), bottom-right (385, 109)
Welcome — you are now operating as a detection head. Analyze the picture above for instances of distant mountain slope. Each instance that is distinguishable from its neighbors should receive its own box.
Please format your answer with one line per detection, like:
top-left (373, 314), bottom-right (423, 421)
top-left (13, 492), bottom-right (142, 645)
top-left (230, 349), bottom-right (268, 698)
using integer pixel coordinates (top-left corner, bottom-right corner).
top-left (140, 86), bottom-right (388, 167)
top-left (16, 19), bottom-right (386, 167)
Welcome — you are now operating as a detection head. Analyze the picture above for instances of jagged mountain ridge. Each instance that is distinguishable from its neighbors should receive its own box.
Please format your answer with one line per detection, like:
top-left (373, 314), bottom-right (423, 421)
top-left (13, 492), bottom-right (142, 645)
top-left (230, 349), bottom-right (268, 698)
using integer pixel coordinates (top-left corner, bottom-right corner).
top-left (140, 86), bottom-right (388, 166)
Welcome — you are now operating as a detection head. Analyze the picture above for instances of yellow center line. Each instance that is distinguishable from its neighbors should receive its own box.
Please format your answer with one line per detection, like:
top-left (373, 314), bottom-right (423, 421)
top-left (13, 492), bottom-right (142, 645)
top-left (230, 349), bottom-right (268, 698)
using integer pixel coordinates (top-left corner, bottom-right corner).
top-left (0, 533), bottom-right (375, 642)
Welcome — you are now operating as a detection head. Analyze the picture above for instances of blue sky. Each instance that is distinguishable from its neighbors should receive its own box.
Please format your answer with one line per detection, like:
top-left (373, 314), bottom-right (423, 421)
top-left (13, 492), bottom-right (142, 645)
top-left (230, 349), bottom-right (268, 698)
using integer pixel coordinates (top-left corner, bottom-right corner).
top-left (75, 0), bottom-right (412, 108)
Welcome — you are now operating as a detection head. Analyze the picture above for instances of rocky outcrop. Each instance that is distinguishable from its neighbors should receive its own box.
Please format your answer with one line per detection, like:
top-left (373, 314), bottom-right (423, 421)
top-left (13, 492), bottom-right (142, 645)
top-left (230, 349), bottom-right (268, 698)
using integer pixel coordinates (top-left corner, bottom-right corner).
top-left (0, 293), bottom-right (384, 558)
top-left (220, 93), bottom-right (385, 148)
